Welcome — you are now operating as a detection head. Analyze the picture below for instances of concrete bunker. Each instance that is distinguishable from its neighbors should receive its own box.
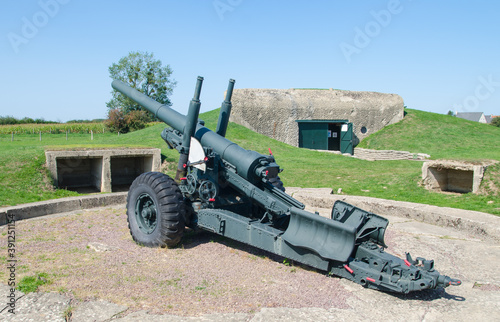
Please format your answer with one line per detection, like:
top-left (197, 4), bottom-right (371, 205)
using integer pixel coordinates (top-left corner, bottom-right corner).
top-left (46, 149), bottom-right (161, 193)
top-left (422, 160), bottom-right (489, 194)
top-left (230, 88), bottom-right (404, 154)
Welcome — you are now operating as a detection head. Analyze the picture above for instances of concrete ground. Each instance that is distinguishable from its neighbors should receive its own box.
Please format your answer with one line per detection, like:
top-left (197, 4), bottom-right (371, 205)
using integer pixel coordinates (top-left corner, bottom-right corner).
top-left (1, 190), bottom-right (499, 321)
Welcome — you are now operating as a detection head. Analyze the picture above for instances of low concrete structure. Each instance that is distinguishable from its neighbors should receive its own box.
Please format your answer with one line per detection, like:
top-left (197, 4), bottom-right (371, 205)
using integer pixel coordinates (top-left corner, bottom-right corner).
top-left (422, 160), bottom-right (492, 194)
top-left (230, 88), bottom-right (404, 148)
top-left (45, 148), bottom-right (161, 192)
top-left (0, 192), bottom-right (127, 225)
top-left (353, 148), bottom-right (430, 161)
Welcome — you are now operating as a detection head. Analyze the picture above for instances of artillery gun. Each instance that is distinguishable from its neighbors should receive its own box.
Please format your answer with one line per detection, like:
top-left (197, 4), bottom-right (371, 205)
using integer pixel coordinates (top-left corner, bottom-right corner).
top-left (111, 77), bottom-right (461, 294)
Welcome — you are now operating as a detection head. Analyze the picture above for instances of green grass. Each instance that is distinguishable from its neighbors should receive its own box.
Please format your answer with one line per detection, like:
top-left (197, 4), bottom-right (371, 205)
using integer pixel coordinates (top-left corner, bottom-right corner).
top-left (0, 108), bottom-right (498, 215)
top-left (358, 109), bottom-right (500, 160)
top-left (17, 272), bottom-right (51, 293)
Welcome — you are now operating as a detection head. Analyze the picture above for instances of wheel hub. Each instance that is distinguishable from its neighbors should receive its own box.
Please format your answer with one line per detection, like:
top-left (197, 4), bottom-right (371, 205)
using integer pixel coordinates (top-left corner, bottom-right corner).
top-left (135, 193), bottom-right (157, 234)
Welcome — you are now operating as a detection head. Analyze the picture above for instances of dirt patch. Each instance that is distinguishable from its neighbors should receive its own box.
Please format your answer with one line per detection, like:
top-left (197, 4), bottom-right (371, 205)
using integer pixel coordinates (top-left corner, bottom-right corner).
top-left (0, 207), bottom-right (350, 316)
top-left (473, 282), bottom-right (500, 291)
top-left (160, 159), bottom-right (176, 173)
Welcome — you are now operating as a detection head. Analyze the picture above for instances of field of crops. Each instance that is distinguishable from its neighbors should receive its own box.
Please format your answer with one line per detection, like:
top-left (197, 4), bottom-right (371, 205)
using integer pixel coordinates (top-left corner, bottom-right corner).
top-left (0, 121), bottom-right (161, 134)
top-left (0, 122), bottom-right (109, 134)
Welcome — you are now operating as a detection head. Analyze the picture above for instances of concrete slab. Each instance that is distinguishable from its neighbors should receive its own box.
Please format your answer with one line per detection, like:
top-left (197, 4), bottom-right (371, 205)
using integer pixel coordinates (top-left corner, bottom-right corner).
top-left (0, 285), bottom-right (71, 322)
top-left (71, 299), bottom-right (128, 321)
top-left (114, 310), bottom-right (250, 322)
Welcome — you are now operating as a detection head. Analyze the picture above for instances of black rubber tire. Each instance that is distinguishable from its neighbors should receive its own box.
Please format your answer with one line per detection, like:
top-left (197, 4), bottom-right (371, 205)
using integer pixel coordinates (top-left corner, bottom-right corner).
top-left (127, 172), bottom-right (185, 248)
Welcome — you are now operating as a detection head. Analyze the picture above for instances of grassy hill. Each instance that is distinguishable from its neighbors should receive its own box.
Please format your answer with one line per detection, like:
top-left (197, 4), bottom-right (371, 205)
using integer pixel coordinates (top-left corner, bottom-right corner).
top-left (358, 109), bottom-right (500, 160)
top-left (0, 108), bottom-right (498, 215)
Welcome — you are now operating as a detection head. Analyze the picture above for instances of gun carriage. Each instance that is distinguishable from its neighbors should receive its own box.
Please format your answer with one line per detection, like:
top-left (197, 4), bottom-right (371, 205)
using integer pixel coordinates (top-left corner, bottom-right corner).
top-left (112, 77), bottom-right (461, 294)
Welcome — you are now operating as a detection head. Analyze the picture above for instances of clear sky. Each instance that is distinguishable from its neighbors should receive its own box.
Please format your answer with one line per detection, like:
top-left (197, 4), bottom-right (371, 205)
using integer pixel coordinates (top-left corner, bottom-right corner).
top-left (1, 0), bottom-right (499, 122)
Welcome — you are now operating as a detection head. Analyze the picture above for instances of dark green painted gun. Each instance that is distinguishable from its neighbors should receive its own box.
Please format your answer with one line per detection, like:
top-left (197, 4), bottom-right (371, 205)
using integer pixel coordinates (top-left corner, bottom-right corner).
top-left (112, 77), bottom-right (461, 294)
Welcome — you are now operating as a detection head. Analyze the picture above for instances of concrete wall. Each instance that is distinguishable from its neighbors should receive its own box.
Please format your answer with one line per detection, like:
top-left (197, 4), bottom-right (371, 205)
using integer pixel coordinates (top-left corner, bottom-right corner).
top-left (230, 88), bottom-right (404, 147)
top-left (46, 149), bottom-right (161, 193)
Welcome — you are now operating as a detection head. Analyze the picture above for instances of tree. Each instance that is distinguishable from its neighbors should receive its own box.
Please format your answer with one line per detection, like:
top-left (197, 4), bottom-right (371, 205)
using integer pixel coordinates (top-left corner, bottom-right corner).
top-left (447, 110), bottom-right (454, 116)
top-left (491, 117), bottom-right (500, 127)
top-left (106, 51), bottom-right (176, 124)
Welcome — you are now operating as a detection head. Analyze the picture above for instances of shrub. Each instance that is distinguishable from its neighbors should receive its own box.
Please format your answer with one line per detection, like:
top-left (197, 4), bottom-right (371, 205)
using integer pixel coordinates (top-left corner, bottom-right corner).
top-left (125, 110), bottom-right (150, 131)
top-left (106, 108), bottom-right (129, 133)
top-left (106, 109), bottom-right (151, 133)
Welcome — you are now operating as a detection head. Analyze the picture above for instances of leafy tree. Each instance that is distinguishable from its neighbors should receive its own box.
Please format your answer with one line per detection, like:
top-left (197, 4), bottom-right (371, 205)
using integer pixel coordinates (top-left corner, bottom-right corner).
top-left (447, 110), bottom-right (454, 116)
top-left (0, 116), bottom-right (54, 124)
top-left (0, 116), bottom-right (19, 125)
top-left (66, 118), bottom-right (105, 123)
top-left (20, 117), bottom-right (35, 123)
top-left (491, 117), bottom-right (500, 127)
top-left (106, 51), bottom-right (176, 123)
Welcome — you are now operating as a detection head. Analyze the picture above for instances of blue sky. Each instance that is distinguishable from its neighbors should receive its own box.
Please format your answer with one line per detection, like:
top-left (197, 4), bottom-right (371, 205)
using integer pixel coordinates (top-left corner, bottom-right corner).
top-left (1, 0), bottom-right (499, 122)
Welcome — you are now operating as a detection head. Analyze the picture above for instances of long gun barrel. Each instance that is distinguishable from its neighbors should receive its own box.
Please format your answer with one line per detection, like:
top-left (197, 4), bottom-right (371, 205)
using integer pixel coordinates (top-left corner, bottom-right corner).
top-left (112, 79), bottom-right (273, 184)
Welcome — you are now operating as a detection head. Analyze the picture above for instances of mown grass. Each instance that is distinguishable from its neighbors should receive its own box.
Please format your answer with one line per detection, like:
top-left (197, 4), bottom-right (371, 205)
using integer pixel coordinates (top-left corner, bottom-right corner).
top-left (358, 109), bottom-right (500, 161)
top-left (0, 108), bottom-right (498, 215)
